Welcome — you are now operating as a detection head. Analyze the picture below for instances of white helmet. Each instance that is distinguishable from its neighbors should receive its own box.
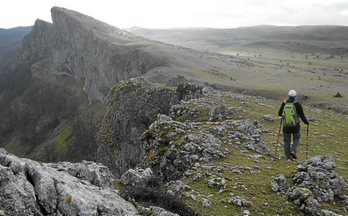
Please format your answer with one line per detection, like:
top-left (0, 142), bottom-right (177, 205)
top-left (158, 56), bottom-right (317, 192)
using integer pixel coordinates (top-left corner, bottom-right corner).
top-left (288, 90), bottom-right (297, 97)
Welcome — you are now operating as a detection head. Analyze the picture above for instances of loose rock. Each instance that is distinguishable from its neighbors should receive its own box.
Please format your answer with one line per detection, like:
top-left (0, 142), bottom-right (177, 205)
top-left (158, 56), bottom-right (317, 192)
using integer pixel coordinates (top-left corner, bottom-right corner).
top-left (202, 198), bottom-right (212, 208)
top-left (270, 174), bottom-right (289, 194)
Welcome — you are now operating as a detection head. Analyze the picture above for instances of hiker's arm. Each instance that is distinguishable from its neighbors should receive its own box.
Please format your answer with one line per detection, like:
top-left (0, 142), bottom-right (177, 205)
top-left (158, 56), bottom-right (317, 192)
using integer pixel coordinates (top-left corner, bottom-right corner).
top-left (296, 103), bottom-right (309, 124)
top-left (278, 102), bottom-right (285, 116)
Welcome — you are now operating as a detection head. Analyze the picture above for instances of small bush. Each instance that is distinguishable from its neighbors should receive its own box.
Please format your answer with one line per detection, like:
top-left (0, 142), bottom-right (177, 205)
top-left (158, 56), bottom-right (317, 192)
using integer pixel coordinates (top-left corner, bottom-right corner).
top-left (122, 176), bottom-right (197, 216)
top-left (176, 83), bottom-right (203, 101)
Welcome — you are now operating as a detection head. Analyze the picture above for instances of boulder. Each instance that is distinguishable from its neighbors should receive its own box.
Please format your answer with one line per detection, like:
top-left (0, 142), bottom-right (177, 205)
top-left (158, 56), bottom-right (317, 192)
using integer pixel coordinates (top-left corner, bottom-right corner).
top-left (272, 156), bottom-right (347, 215)
top-left (293, 156), bottom-right (346, 202)
top-left (321, 209), bottom-right (342, 216)
top-left (150, 206), bottom-right (179, 216)
top-left (120, 167), bottom-right (153, 186)
top-left (228, 196), bottom-right (252, 207)
top-left (263, 114), bottom-right (274, 122)
top-left (46, 160), bottom-right (113, 188)
top-left (201, 198), bottom-right (212, 208)
top-left (207, 177), bottom-right (227, 189)
top-left (0, 148), bottom-right (137, 216)
top-left (270, 174), bottom-right (289, 194)
top-left (288, 187), bottom-right (320, 215)
top-left (242, 209), bottom-right (251, 216)
top-left (333, 92), bottom-right (343, 98)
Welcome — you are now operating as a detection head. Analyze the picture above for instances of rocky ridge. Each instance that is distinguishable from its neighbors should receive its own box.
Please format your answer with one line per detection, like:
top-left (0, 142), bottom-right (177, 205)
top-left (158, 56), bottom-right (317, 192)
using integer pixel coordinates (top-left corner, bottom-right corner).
top-left (13, 7), bottom-right (248, 103)
top-left (141, 114), bottom-right (269, 181)
top-left (97, 78), bottom-right (270, 177)
top-left (0, 148), bottom-right (137, 215)
top-left (15, 7), bottom-right (163, 103)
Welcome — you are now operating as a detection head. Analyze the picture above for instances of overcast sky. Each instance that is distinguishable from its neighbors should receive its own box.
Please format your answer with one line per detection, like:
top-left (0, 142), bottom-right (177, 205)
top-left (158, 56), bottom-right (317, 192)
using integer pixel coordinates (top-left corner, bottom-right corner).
top-left (1, 0), bottom-right (348, 29)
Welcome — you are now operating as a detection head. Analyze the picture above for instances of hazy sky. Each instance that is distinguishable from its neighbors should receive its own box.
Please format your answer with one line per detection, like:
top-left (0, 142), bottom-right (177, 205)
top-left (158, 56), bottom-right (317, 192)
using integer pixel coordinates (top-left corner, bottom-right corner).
top-left (1, 0), bottom-right (348, 29)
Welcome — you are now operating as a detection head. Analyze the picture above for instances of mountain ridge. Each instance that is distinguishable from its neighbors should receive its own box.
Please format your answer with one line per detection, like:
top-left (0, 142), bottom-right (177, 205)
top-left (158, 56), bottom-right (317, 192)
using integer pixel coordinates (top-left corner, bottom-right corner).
top-left (0, 6), bottom-right (250, 164)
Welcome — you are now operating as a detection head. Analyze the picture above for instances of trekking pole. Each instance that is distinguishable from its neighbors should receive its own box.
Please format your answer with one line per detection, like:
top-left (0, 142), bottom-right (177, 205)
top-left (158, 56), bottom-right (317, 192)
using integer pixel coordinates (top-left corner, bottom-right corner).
top-left (275, 118), bottom-right (283, 156)
top-left (306, 124), bottom-right (309, 159)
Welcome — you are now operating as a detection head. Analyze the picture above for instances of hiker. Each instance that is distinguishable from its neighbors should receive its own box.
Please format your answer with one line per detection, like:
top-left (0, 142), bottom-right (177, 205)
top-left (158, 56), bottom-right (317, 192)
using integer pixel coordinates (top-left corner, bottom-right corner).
top-left (278, 90), bottom-right (309, 160)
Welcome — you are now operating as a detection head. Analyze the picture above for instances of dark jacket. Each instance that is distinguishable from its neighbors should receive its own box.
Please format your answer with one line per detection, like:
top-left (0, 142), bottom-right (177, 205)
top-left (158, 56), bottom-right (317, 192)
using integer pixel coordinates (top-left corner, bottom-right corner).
top-left (278, 97), bottom-right (308, 133)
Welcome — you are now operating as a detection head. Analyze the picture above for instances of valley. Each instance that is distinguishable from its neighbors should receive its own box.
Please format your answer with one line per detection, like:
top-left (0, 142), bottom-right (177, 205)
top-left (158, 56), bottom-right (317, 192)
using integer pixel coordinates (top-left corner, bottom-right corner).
top-left (0, 7), bottom-right (347, 216)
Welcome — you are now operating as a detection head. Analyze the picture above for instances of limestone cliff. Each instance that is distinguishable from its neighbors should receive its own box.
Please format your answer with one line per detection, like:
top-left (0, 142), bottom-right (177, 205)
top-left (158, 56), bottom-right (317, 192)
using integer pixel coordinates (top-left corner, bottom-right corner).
top-left (0, 7), bottom-right (168, 160)
top-left (16, 7), bottom-right (167, 102)
top-left (97, 79), bottom-right (177, 176)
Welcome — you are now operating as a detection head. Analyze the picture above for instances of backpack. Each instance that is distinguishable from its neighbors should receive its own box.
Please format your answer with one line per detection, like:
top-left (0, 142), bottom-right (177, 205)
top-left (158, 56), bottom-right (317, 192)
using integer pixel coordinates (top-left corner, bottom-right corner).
top-left (283, 101), bottom-right (300, 127)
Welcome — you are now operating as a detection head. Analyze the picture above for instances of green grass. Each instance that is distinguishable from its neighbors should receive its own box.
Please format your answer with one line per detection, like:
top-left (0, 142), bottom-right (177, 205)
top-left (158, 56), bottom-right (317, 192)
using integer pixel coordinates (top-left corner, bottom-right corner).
top-left (215, 47), bottom-right (348, 111)
top-left (3, 136), bottom-right (32, 156)
top-left (53, 126), bottom-right (73, 152)
top-left (175, 93), bottom-right (348, 215)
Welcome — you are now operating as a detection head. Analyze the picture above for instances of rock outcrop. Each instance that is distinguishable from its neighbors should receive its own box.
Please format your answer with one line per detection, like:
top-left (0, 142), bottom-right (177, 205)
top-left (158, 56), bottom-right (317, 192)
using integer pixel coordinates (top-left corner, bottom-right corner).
top-left (120, 167), bottom-right (153, 187)
top-left (46, 160), bottom-right (113, 188)
top-left (142, 114), bottom-right (269, 181)
top-left (0, 148), bottom-right (137, 215)
top-left (271, 156), bottom-right (348, 215)
top-left (97, 79), bottom-right (177, 176)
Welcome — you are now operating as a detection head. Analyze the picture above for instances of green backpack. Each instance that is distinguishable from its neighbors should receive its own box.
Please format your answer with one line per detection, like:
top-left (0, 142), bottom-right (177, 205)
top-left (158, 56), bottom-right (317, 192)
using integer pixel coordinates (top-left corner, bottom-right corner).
top-left (283, 101), bottom-right (300, 126)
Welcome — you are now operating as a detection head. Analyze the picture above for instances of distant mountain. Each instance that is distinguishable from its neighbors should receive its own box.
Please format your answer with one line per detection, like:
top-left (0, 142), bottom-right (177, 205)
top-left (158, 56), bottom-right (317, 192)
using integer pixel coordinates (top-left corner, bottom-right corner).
top-left (0, 26), bottom-right (32, 70)
top-left (128, 25), bottom-right (348, 55)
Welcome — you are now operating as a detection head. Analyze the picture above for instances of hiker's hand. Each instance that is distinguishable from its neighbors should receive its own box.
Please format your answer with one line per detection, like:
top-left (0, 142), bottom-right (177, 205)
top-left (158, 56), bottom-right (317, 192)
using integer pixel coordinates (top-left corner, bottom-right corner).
top-left (305, 121), bottom-right (309, 125)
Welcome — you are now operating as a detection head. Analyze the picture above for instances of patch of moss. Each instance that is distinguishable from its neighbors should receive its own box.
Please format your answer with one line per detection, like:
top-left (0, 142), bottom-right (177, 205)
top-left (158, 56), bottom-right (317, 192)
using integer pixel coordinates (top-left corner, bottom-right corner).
top-left (3, 136), bottom-right (31, 156)
top-left (175, 112), bottom-right (190, 122)
top-left (53, 126), bottom-right (73, 152)
top-left (110, 80), bottom-right (137, 99)
top-left (138, 208), bottom-right (156, 216)
top-left (146, 149), bottom-right (158, 163)
top-left (197, 110), bottom-right (210, 122)
top-left (66, 195), bottom-right (72, 205)
top-left (113, 179), bottom-right (125, 193)
top-left (158, 146), bottom-right (170, 155)
top-left (114, 148), bottom-right (121, 159)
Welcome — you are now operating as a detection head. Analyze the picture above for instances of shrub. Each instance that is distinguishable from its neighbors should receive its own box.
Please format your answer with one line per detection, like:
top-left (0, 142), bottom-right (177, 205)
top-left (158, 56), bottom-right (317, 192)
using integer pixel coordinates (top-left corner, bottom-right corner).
top-left (122, 176), bottom-right (197, 216)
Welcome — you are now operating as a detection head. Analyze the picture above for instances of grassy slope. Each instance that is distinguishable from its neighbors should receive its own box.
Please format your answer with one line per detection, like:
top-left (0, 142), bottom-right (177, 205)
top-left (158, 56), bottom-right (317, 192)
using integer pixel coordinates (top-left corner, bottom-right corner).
top-left (177, 93), bottom-right (348, 215)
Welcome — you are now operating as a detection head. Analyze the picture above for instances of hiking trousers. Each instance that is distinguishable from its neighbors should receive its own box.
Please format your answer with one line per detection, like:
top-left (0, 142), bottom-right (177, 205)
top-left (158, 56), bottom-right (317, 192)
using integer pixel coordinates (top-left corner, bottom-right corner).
top-left (283, 130), bottom-right (301, 160)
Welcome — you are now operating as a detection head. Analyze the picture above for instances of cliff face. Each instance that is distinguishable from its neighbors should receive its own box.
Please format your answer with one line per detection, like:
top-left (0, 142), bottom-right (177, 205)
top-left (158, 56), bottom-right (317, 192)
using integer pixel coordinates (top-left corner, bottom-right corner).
top-left (0, 7), bottom-right (169, 160)
top-left (16, 7), bottom-right (166, 102)
top-left (16, 19), bottom-right (53, 64)
top-left (97, 79), bottom-right (177, 176)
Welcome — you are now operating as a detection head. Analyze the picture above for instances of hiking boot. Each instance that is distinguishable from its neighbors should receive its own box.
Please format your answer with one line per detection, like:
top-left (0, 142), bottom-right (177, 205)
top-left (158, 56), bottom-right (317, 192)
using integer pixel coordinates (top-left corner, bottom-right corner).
top-left (290, 152), bottom-right (297, 160)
